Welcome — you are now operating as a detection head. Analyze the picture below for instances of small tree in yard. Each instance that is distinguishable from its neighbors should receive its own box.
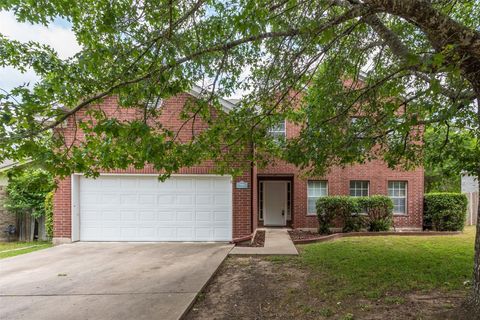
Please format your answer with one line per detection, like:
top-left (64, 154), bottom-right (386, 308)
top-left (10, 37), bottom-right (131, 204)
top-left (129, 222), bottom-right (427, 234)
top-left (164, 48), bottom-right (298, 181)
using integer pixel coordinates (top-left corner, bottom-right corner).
top-left (5, 169), bottom-right (55, 240)
top-left (3, 0), bottom-right (480, 313)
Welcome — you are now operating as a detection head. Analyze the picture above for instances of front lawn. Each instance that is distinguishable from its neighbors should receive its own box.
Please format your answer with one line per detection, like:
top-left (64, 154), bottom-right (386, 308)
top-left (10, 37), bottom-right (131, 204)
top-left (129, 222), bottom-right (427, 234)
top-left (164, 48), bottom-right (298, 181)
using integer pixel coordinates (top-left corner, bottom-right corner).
top-left (300, 226), bottom-right (475, 300)
top-left (0, 241), bottom-right (52, 259)
top-left (186, 227), bottom-right (476, 319)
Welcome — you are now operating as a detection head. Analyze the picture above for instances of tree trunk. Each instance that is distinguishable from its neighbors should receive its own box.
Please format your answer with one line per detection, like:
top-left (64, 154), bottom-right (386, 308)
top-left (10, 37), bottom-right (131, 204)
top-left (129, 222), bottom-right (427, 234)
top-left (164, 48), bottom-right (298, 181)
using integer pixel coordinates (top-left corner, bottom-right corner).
top-left (465, 173), bottom-right (480, 317)
top-left (467, 101), bottom-right (480, 314)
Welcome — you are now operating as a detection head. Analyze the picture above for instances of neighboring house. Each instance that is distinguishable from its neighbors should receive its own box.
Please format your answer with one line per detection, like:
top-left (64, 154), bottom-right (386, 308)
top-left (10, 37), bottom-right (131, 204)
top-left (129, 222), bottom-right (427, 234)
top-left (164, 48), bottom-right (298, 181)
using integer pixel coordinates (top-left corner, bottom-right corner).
top-left (461, 173), bottom-right (478, 193)
top-left (52, 87), bottom-right (424, 244)
top-left (461, 173), bottom-right (478, 225)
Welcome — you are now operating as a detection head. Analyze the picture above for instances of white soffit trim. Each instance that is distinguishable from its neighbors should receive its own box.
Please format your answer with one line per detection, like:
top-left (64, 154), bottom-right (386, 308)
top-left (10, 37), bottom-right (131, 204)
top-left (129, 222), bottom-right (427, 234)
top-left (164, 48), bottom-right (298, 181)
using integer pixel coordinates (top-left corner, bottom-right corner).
top-left (189, 84), bottom-right (237, 112)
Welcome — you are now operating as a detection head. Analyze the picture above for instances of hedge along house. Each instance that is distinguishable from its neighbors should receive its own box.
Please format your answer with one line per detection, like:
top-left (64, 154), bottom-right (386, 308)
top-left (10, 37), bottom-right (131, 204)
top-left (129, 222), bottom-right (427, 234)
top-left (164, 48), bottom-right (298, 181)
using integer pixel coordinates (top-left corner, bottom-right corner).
top-left (52, 86), bottom-right (424, 244)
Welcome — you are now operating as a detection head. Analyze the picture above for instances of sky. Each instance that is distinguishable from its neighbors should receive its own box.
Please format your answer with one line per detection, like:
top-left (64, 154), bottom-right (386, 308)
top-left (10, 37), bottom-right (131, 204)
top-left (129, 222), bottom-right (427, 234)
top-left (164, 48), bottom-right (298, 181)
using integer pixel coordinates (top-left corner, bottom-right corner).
top-left (0, 10), bottom-right (248, 99)
top-left (0, 11), bottom-right (81, 91)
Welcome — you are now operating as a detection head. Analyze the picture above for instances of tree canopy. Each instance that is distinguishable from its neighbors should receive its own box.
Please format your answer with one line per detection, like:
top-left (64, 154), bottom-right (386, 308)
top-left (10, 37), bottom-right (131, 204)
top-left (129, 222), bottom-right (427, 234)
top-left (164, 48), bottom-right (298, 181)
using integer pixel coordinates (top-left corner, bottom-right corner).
top-left (0, 0), bottom-right (479, 178)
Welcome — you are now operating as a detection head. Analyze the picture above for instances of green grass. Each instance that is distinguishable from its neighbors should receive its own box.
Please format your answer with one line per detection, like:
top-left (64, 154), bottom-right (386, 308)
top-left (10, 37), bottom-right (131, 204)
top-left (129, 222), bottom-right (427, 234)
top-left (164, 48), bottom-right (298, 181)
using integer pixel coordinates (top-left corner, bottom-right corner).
top-left (298, 226), bottom-right (476, 300)
top-left (0, 241), bottom-right (52, 259)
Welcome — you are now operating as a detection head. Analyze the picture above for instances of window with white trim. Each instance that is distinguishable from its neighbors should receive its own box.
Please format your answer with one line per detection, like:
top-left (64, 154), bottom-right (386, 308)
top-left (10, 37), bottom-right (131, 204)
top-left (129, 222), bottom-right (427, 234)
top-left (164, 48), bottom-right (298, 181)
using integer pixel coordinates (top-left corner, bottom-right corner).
top-left (268, 120), bottom-right (286, 142)
top-left (286, 181), bottom-right (292, 220)
top-left (146, 97), bottom-right (163, 109)
top-left (259, 181), bottom-right (264, 220)
top-left (388, 181), bottom-right (407, 214)
top-left (307, 181), bottom-right (327, 215)
top-left (349, 181), bottom-right (369, 197)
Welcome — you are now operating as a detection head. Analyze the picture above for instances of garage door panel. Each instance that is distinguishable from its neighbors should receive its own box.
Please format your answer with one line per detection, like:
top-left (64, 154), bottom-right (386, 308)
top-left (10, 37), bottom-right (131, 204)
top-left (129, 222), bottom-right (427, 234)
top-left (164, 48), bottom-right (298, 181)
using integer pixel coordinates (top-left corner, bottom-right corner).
top-left (176, 211), bottom-right (194, 222)
top-left (157, 211), bottom-right (175, 221)
top-left (214, 228), bottom-right (230, 240)
top-left (177, 227), bottom-right (194, 240)
top-left (214, 179), bottom-right (231, 189)
top-left (79, 175), bottom-right (232, 241)
top-left (157, 228), bottom-right (177, 240)
top-left (138, 227), bottom-right (155, 238)
top-left (214, 211), bottom-right (230, 222)
top-left (120, 194), bottom-right (137, 205)
top-left (139, 194), bottom-right (156, 205)
top-left (176, 194), bottom-right (193, 205)
top-left (195, 228), bottom-right (213, 240)
top-left (101, 177), bottom-right (120, 188)
top-left (196, 211), bottom-right (212, 221)
top-left (120, 178), bottom-right (138, 188)
top-left (176, 178), bottom-right (194, 190)
top-left (139, 210), bottom-right (156, 221)
top-left (120, 210), bottom-right (137, 221)
top-left (214, 194), bottom-right (230, 205)
top-left (120, 227), bottom-right (137, 238)
top-left (157, 194), bottom-right (175, 205)
top-left (196, 194), bottom-right (213, 205)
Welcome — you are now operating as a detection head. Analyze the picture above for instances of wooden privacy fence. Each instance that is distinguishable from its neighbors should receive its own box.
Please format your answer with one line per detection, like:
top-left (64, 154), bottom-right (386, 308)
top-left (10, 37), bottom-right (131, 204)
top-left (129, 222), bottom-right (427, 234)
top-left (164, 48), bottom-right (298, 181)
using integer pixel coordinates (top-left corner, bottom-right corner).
top-left (465, 192), bottom-right (478, 226)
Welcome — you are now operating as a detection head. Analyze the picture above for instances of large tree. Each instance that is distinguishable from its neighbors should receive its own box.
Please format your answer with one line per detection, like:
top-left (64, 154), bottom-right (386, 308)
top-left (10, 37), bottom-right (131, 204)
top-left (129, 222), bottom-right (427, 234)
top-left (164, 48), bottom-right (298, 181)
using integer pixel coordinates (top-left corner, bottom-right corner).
top-left (2, 0), bottom-right (480, 313)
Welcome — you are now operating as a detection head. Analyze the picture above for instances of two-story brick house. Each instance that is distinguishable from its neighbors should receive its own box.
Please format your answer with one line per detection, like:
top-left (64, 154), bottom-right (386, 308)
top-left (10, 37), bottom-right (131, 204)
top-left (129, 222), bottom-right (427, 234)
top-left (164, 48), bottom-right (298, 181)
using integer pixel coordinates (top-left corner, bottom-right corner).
top-left (52, 86), bottom-right (423, 244)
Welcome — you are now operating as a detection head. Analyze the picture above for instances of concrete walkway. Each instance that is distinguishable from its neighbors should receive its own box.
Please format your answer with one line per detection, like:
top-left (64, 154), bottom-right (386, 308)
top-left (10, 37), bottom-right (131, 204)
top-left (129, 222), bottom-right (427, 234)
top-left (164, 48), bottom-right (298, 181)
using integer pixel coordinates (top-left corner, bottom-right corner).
top-left (230, 228), bottom-right (298, 255)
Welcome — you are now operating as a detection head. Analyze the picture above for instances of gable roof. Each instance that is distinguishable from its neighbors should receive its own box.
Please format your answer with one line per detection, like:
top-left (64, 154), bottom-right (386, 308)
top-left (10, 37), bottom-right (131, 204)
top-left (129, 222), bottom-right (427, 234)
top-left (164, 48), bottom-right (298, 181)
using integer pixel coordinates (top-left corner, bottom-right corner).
top-left (0, 159), bottom-right (33, 173)
top-left (189, 84), bottom-right (237, 112)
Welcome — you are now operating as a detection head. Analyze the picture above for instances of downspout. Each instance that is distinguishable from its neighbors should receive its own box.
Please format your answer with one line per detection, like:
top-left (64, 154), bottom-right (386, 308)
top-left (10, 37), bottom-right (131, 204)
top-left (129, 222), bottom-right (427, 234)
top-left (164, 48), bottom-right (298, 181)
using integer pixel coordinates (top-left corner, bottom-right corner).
top-left (250, 140), bottom-right (255, 234)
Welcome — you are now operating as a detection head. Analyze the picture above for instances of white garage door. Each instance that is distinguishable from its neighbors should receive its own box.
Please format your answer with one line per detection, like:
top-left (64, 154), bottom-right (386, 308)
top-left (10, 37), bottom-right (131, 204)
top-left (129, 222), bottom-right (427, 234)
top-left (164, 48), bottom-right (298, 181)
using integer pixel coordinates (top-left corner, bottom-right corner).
top-left (78, 175), bottom-right (232, 241)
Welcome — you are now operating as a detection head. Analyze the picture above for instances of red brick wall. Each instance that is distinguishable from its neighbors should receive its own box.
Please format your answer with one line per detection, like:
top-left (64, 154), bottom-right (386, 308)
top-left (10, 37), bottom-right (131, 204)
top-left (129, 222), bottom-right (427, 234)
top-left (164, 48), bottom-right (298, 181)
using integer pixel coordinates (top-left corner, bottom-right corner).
top-left (54, 93), bottom-right (424, 241)
top-left (54, 176), bottom-right (72, 238)
top-left (53, 94), bottom-right (253, 240)
top-left (256, 119), bottom-right (424, 230)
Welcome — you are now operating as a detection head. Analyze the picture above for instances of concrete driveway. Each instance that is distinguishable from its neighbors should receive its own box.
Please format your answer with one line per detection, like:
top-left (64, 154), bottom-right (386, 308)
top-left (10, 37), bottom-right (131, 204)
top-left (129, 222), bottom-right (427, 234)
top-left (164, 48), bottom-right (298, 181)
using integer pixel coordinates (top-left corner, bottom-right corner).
top-left (0, 242), bottom-right (232, 320)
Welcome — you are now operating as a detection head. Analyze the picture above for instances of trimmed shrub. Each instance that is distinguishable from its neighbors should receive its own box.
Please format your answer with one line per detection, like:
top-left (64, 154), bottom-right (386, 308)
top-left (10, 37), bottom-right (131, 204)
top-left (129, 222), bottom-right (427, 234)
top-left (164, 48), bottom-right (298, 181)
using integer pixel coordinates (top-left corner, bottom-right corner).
top-left (424, 193), bottom-right (467, 231)
top-left (316, 196), bottom-right (360, 234)
top-left (356, 196), bottom-right (393, 231)
top-left (44, 191), bottom-right (54, 239)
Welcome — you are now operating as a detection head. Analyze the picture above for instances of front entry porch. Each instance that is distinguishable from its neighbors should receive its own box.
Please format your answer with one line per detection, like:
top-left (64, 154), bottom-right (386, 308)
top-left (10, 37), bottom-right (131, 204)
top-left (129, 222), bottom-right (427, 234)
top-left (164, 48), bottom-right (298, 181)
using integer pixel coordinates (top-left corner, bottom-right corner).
top-left (259, 177), bottom-right (292, 227)
top-left (230, 228), bottom-right (298, 255)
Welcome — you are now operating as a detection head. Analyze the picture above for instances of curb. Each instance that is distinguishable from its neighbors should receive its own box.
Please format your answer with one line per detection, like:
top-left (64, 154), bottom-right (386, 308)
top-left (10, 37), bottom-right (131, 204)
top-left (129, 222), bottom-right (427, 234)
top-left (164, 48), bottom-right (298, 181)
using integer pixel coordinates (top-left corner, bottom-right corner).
top-left (292, 231), bottom-right (462, 244)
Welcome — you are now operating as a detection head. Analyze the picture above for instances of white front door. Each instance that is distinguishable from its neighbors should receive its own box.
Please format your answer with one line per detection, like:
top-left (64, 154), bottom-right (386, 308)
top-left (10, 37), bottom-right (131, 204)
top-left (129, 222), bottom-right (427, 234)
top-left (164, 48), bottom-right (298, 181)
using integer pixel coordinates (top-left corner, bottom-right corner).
top-left (77, 175), bottom-right (232, 242)
top-left (263, 181), bottom-right (287, 226)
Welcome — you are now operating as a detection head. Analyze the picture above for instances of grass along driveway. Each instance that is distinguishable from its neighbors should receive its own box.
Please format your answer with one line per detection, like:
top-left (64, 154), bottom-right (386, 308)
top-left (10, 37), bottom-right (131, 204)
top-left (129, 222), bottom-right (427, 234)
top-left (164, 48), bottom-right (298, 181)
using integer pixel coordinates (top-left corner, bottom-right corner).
top-left (0, 241), bottom-right (52, 259)
top-left (186, 227), bottom-right (476, 319)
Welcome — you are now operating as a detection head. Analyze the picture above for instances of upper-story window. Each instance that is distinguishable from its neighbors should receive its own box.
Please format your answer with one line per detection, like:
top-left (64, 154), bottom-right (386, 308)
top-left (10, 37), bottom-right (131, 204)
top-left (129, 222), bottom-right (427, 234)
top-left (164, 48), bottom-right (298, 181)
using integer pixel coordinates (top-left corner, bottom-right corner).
top-left (146, 97), bottom-right (164, 109)
top-left (268, 120), bottom-right (286, 142)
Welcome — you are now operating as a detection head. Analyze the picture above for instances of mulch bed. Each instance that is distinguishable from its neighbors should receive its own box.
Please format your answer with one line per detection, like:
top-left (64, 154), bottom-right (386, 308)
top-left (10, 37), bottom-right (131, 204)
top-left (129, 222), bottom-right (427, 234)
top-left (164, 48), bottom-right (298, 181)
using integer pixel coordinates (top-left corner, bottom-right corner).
top-left (289, 229), bottom-right (462, 244)
top-left (235, 230), bottom-right (265, 247)
top-left (288, 230), bottom-right (322, 241)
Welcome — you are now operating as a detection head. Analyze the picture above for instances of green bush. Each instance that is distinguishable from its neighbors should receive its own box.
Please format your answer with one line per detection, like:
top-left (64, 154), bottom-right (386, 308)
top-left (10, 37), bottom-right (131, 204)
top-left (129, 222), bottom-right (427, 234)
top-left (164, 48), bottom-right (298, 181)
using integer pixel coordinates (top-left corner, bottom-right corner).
top-left (424, 193), bottom-right (467, 231)
top-left (356, 196), bottom-right (393, 231)
top-left (5, 168), bottom-right (55, 218)
top-left (316, 196), bottom-right (360, 234)
top-left (44, 191), bottom-right (54, 239)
